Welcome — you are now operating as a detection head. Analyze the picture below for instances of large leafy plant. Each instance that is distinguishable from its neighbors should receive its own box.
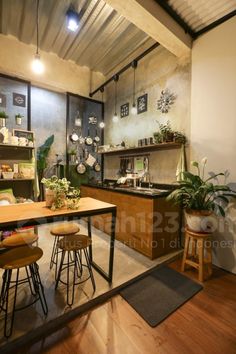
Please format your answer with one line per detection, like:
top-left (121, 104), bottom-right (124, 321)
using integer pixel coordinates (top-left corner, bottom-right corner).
top-left (167, 158), bottom-right (235, 216)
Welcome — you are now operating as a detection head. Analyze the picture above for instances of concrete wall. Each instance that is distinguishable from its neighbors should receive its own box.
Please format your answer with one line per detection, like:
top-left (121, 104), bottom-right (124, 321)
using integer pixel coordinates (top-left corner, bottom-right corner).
top-left (0, 34), bottom-right (104, 96)
top-left (191, 17), bottom-right (236, 273)
top-left (101, 46), bottom-right (191, 183)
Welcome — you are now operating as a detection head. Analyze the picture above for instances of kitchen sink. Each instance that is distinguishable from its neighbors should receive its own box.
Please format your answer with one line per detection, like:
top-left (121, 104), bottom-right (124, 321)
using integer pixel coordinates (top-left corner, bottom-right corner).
top-left (115, 186), bottom-right (169, 195)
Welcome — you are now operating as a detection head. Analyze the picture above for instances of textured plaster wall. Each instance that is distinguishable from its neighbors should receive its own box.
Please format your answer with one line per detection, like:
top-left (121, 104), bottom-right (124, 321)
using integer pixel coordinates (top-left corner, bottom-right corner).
top-left (191, 17), bottom-right (236, 273)
top-left (0, 34), bottom-right (104, 96)
top-left (101, 46), bottom-right (191, 183)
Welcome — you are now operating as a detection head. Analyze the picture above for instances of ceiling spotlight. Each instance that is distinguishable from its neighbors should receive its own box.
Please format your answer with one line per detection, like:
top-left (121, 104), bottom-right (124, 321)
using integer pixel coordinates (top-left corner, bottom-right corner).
top-left (66, 7), bottom-right (80, 32)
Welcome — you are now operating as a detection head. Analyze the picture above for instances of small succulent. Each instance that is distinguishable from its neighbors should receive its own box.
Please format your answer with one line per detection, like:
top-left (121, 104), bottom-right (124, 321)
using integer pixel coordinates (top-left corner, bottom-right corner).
top-left (0, 111), bottom-right (8, 118)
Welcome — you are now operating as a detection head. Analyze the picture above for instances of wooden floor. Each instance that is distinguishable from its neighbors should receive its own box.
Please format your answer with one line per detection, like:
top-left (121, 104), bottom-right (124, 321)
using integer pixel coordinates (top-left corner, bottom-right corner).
top-left (20, 260), bottom-right (236, 354)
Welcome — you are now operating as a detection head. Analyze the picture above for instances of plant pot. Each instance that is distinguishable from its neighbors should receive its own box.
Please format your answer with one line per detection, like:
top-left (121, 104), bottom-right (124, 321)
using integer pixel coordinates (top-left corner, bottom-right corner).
top-left (0, 118), bottom-right (6, 128)
top-left (15, 117), bottom-right (22, 125)
top-left (45, 189), bottom-right (55, 207)
top-left (185, 209), bottom-right (215, 233)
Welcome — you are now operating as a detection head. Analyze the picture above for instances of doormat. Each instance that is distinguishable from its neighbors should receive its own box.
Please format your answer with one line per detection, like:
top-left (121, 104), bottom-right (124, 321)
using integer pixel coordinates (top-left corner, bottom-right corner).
top-left (120, 266), bottom-right (202, 327)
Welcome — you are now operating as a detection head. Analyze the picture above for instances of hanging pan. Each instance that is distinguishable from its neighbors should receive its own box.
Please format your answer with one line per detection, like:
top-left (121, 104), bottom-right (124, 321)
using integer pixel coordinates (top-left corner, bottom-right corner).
top-left (93, 158), bottom-right (101, 173)
top-left (85, 128), bottom-right (93, 146)
top-left (94, 129), bottom-right (100, 143)
top-left (76, 154), bottom-right (86, 175)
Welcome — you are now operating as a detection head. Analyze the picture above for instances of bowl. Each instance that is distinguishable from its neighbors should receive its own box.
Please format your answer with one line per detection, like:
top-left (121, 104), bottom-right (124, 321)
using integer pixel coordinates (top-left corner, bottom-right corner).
top-left (2, 171), bottom-right (14, 180)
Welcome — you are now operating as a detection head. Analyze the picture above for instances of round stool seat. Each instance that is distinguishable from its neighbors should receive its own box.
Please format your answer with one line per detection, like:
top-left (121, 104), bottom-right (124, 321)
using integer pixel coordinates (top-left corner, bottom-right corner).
top-left (0, 233), bottom-right (38, 248)
top-left (58, 234), bottom-right (91, 251)
top-left (0, 246), bottom-right (43, 270)
top-left (50, 223), bottom-right (80, 236)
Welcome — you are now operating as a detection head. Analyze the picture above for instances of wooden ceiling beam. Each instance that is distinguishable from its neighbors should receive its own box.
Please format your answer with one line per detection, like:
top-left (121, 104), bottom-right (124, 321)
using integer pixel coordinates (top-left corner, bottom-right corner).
top-left (104, 0), bottom-right (192, 58)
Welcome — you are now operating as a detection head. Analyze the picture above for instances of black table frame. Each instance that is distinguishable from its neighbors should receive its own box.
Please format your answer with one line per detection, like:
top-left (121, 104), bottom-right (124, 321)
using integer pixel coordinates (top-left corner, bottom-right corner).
top-left (0, 207), bottom-right (117, 283)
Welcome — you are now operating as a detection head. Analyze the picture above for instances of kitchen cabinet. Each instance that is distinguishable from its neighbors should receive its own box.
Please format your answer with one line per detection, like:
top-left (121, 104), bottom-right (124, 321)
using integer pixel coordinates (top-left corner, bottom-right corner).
top-left (81, 185), bottom-right (181, 259)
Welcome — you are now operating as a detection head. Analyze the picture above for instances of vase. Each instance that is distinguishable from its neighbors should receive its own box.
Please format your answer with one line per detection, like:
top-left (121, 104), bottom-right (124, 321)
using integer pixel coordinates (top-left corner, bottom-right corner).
top-left (185, 209), bottom-right (215, 233)
top-left (15, 117), bottom-right (22, 125)
top-left (45, 189), bottom-right (55, 207)
top-left (0, 118), bottom-right (6, 128)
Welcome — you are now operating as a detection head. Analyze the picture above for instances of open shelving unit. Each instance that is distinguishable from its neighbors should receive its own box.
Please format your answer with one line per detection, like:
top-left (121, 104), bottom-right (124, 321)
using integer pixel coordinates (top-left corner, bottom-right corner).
top-left (98, 142), bottom-right (182, 156)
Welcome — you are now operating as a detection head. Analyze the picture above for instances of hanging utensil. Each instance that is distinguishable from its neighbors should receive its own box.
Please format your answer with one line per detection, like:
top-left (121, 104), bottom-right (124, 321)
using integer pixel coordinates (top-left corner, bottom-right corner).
top-left (76, 154), bottom-right (86, 175)
top-left (70, 130), bottom-right (79, 143)
top-left (78, 128), bottom-right (85, 144)
top-left (93, 158), bottom-right (101, 172)
top-left (94, 129), bottom-right (100, 143)
top-left (85, 128), bottom-right (93, 146)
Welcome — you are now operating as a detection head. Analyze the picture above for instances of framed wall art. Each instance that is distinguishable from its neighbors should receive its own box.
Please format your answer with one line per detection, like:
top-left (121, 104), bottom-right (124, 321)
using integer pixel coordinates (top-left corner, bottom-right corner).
top-left (13, 92), bottom-right (26, 107)
top-left (137, 94), bottom-right (148, 114)
top-left (120, 103), bottom-right (129, 118)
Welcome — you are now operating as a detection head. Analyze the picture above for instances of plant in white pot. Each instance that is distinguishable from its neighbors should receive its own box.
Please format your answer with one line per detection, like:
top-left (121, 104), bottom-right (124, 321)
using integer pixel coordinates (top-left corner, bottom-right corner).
top-left (0, 111), bottom-right (8, 128)
top-left (167, 158), bottom-right (236, 232)
top-left (41, 175), bottom-right (70, 210)
top-left (15, 113), bottom-right (24, 125)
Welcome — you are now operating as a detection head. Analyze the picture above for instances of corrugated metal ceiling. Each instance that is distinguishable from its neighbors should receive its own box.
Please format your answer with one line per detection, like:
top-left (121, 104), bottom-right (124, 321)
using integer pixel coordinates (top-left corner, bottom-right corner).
top-left (0, 0), bottom-right (154, 75)
top-left (167, 0), bottom-right (236, 33)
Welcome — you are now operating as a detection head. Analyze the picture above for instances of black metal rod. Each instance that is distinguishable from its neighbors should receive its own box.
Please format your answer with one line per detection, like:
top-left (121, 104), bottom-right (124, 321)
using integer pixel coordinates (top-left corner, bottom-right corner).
top-left (194, 10), bottom-right (236, 39)
top-left (89, 42), bottom-right (159, 97)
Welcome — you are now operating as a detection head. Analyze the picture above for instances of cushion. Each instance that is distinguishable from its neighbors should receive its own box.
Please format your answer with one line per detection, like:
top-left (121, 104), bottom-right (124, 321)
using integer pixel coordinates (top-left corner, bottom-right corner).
top-left (50, 223), bottom-right (80, 236)
top-left (0, 192), bottom-right (16, 204)
top-left (1, 233), bottom-right (38, 248)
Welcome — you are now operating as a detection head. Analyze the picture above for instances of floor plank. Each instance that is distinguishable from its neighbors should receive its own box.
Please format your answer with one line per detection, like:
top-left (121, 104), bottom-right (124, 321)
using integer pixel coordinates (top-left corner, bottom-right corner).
top-left (20, 260), bottom-right (236, 354)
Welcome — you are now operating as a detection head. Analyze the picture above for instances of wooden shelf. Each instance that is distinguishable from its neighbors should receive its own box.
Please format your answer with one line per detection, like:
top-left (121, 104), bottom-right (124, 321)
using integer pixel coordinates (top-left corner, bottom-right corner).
top-left (98, 142), bottom-right (182, 156)
top-left (0, 179), bottom-right (34, 182)
top-left (0, 143), bottom-right (34, 150)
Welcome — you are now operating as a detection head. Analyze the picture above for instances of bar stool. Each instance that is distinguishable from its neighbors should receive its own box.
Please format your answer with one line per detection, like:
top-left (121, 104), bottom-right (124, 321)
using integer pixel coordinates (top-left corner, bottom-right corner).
top-left (0, 232), bottom-right (38, 248)
top-left (0, 246), bottom-right (48, 338)
top-left (181, 228), bottom-right (213, 282)
top-left (49, 223), bottom-right (80, 276)
top-left (55, 234), bottom-right (96, 306)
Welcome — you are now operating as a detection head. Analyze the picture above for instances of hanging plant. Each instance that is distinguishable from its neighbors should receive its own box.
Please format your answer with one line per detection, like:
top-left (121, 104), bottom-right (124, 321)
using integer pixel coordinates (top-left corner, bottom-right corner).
top-left (15, 113), bottom-right (24, 126)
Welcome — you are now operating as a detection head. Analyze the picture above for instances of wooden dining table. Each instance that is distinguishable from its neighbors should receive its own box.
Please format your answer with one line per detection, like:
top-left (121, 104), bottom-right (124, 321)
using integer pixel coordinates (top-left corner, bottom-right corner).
top-left (0, 197), bottom-right (117, 283)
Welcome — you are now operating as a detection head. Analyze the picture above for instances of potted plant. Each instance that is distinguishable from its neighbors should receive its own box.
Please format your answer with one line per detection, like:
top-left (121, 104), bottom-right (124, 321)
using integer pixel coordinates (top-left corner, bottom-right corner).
top-left (66, 187), bottom-right (80, 210)
top-left (153, 120), bottom-right (174, 143)
top-left (167, 158), bottom-right (236, 232)
top-left (0, 111), bottom-right (8, 128)
top-left (15, 113), bottom-right (24, 126)
top-left (41, 175), bottom-right (71, 210)
top-left (68, 148), bottom-right (77, 163)
top-left (173, 131), bottom-right (186, 144)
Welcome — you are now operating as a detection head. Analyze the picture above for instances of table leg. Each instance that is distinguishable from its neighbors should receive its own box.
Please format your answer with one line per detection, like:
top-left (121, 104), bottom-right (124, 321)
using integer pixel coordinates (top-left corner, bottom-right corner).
top-left (89, 210), bottom-right (116, 283)
top-left (87, 216), bottom-right (93, 262)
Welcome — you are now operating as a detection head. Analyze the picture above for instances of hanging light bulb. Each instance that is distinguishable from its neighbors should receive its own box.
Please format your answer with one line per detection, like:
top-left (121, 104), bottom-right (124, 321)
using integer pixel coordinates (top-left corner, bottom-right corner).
top-left (131, 60), bottom-right (138, 115)
top-left (112, 75), bottom-right (119, 123)
top-left (66, 7), bottom-right (80, 32)
top-left (32, 53), bottom-right (44, 74)
top-left (32, 0), bottom-right (44, 74)
top-left (99, 87), bottom-right (105, 128)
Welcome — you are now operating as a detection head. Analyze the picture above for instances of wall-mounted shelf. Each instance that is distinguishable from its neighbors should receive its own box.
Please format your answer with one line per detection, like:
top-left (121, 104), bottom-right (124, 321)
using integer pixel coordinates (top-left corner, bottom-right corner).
top-left (0, 143), bottom-right (34, 150)
top-left (98, 142), bottom-right (182, 156)
top-left (0, 179), bottom-right (34, 182)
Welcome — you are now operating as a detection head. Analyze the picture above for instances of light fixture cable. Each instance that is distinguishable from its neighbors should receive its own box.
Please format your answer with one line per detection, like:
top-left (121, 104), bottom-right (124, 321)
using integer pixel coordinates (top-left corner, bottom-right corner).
top-left (36, 0), bottom-right (39, 55)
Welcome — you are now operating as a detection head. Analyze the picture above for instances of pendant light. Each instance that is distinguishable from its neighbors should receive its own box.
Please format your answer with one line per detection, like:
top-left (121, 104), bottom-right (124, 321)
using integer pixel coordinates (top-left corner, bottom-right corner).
top-left (99, 87), bottom-right (105, 128)
top-left (131, 60), bottom-right (137, 115)
top-left (112, 75), bottom-right (119, 123)
top-left (32, 0), bottom-right (44, 74)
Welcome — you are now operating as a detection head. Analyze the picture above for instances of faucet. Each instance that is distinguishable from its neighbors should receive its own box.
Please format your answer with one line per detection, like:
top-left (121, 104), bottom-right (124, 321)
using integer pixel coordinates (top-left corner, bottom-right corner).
top-left (139, 171), bottom-right (151, 188)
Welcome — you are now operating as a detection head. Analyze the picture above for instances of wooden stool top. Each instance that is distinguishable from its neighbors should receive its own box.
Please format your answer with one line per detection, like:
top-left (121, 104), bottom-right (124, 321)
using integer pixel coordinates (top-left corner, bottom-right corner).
top-left (58, 234), bottom-right (91, 251)
top-left (0, 246), bottom-right (43, 269)
top-left (50, 223), bottom-right (80, 236)
top-left (0, 233), bottom-right (38, 248)
top-left (186, 228), bottom-right (213, 238)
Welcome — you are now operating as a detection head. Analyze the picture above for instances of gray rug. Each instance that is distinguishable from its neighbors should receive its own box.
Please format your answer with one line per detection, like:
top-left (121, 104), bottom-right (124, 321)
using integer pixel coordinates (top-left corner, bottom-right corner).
top-left (120, 266), bottom-right (202, 327)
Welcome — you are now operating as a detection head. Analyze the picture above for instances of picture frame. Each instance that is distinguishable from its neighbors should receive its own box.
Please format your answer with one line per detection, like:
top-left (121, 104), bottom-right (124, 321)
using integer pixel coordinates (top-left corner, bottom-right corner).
top-left (13, 92), bottom-right (26, 107)
top-left (12, 129), bottom-right (35, 146)
top-left (137, 93), bottom-right (148, 114)
top-left (120, 103), bottom-right (129, 118)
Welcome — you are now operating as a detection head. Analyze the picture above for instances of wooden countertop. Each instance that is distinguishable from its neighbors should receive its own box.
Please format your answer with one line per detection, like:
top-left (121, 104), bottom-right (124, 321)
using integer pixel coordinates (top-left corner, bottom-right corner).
top-left (0, 197), bottom-right (116, 228)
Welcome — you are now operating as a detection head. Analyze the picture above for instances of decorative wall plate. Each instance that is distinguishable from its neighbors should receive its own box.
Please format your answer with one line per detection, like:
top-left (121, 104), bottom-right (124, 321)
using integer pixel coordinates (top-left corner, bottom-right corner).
top-left (157, 89), bottom-right (176, 113)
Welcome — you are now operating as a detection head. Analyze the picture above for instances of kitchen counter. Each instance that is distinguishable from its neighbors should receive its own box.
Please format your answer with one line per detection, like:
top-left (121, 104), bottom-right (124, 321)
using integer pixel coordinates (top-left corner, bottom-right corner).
top-left (81, 184), bottom-right (181, 259)
top-left (82, 182), bottom-right (176, 199)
